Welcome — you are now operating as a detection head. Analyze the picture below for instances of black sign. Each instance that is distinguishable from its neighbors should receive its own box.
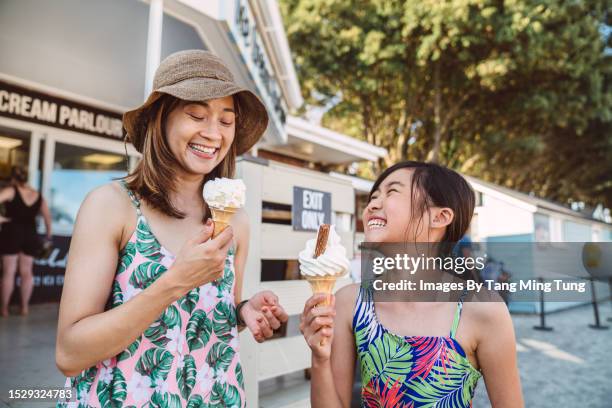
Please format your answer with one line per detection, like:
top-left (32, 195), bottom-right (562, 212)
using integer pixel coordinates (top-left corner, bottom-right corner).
top-left (0, 80), bottom-right (124, 140)
top-left (293, 187), bottom-right (331, 231)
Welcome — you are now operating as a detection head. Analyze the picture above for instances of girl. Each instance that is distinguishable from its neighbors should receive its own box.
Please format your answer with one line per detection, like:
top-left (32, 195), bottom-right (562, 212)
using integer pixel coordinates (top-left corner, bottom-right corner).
top-left (56, 50), bottom-right (287, 407)
top-left (301, 161), bottom-right (523, 407)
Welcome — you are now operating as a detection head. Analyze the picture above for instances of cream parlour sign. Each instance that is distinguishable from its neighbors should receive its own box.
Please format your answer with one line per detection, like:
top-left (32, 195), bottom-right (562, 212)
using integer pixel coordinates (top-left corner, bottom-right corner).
top-left (0, 80), bottom-right (123, 140)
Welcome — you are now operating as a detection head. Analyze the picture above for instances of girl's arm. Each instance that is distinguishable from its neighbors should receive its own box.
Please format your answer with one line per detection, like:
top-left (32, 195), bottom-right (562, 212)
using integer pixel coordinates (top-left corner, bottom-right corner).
top-left (40, 198), bottom-right (52, 238)
top-left (56, 183), bottom-right (232, 376)
top-left (475, 302), bottom-right (524, 408)
top-left (302, 284), bottom-right (358, 408)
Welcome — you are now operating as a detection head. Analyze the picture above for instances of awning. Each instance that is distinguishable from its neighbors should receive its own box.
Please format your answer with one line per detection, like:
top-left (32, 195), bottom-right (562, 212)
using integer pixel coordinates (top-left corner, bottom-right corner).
top-left (262, 116), bottom-right (388, 165)
top-left (165, 0), bottom-right (303, 145)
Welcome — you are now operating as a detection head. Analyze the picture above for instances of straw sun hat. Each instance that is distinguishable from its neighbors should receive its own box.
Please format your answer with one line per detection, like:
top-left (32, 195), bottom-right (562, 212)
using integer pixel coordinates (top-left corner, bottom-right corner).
top-left (123, 50), bottom-right (269, 155)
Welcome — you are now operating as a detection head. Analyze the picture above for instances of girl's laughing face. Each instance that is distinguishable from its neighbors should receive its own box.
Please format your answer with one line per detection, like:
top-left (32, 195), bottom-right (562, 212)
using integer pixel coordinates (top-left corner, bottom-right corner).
top-left (363, 168), bottom-right (454, 243)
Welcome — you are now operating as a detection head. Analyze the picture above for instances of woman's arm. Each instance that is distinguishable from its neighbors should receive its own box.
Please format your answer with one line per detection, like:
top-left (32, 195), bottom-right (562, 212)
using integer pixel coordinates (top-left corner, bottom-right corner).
top-left (39, 198), bottom-right (52, 238)
top-left (475, 302), bottom-right (524, 408)
top-left (302, 284), bottom-right (358, 408)
top-left (0, 187), bottom-right (15, 207)
top-left (56, 183), bottom-right (232, 376)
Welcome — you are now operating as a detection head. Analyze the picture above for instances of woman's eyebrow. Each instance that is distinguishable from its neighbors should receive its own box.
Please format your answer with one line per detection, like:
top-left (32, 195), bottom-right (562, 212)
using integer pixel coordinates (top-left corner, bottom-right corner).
top-left (186, 101), bottom-right (235, 113)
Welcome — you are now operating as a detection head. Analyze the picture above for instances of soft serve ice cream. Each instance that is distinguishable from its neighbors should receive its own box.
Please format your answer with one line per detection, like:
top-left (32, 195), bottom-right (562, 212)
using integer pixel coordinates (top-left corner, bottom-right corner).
top-left (299, 225), bottom-right (350, 278)
top-left (203, 177), bottom-right (246, 209)
top-left (203, 178), bottom-right (246, 237)
top-left (299, 225), bottom-right (350, 345)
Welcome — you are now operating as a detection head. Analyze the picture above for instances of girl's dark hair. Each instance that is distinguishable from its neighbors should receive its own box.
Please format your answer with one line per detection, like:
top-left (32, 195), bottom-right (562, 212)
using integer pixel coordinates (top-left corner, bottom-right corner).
top-left (11, 165), bottom-right (28, 185)
top-left (369, 161), bottom-right (475, 244)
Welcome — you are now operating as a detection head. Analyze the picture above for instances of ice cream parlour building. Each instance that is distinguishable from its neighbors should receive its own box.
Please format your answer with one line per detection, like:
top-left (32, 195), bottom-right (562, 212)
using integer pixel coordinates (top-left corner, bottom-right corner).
top-left (0, 0), bottom-right (387, 404)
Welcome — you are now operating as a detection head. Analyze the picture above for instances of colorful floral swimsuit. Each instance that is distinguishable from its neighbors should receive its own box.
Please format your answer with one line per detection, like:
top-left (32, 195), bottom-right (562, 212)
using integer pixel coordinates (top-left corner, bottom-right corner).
top-left (58, 182), bottom-right (245, 408)
top-left (353, 285), bottom-right (482, 407)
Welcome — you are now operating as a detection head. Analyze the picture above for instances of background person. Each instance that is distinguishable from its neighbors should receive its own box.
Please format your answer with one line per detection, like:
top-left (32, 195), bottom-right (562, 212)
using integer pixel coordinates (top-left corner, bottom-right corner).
top-left (0, 165), bottom-right (52, 317)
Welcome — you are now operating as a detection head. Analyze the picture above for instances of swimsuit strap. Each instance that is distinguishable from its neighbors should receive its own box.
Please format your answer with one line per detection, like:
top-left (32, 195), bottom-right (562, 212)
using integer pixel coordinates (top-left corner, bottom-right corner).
top-left (450, 289), bottom-right (468, 338)
top-left (119, 180), bottom-right (142, 216)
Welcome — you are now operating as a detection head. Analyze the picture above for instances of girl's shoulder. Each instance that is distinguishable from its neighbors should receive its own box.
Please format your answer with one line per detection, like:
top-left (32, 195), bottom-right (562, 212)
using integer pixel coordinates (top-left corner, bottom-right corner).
top-left (461, 295), bottom-right (512, 341)
top-left (335, 283), bottom-right (361, 311)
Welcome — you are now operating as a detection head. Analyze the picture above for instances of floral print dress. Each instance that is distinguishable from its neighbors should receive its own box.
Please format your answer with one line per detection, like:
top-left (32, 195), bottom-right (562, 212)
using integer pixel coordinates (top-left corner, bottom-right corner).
top-left (58, 182), bottom-right (245, 408)
top-left (353, 285), bottom-right (482, 407)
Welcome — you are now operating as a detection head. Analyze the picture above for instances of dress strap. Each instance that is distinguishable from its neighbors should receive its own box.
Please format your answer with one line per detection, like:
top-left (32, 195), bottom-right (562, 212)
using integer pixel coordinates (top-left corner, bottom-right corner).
top-left (119, 180), bottom-right (142, 216)
top-left (450, 289), bottom-right (468, 338)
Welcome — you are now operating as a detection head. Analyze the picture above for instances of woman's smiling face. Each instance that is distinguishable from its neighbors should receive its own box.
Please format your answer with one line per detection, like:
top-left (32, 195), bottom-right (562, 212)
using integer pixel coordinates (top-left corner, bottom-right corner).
top-left (165, 96), bottom-right (236, 176)
top-left (363, 168), bottom-right (453, 243)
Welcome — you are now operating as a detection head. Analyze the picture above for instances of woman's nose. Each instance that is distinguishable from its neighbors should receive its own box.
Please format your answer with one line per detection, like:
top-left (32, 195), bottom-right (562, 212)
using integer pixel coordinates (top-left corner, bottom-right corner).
top-left (199, 121), bottom-right (223, 141)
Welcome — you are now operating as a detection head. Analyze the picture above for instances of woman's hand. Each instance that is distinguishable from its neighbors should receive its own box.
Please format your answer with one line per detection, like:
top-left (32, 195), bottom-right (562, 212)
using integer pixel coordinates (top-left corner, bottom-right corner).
top-left (300, 294), bottom-right (336, 362)
top-left (0, 215), bottom-right (10, 224)
top-left (240, 291), bottom-right (289, 342)
top-left (167, 219), bottom-right (234, 295)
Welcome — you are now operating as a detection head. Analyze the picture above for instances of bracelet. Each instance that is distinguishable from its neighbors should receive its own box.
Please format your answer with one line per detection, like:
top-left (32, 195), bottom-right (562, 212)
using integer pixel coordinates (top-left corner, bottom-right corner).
top-left (236, 299), bottom-right (249, 327)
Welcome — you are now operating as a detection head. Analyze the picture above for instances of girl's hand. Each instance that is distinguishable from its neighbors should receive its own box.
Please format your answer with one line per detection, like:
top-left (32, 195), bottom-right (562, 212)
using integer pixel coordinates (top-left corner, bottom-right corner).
top-left (168, 219), bottom-right (234, 294)
top-left (241, 291), bottom-right (289, 342)
top-left (0, 215), bottom-right (10, 224)
top-left (300, 294), bottom-right (336, 362)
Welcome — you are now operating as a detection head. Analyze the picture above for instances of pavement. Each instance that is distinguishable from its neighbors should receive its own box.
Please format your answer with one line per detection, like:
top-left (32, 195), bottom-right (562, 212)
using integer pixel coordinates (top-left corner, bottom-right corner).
top-left (1, 301), bottom-right (611, 407)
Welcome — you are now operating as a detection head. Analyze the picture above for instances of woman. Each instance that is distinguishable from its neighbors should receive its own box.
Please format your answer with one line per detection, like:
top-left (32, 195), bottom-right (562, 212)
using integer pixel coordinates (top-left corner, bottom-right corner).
top-left (301, 161), bottom-right (523, 407)
top-left (55, 50), bottom-right (288, 407)
top-left (0, 165), bottom-right (52, 317)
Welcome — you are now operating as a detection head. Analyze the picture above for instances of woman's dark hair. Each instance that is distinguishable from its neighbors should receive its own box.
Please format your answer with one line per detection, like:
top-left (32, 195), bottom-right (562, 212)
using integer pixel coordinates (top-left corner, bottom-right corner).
top-left (124, 94), bottom-right (239, 220)
top-left (11, 165), bottom-right (28, 185)
top-left (368, 161), bottom-right (475, 244)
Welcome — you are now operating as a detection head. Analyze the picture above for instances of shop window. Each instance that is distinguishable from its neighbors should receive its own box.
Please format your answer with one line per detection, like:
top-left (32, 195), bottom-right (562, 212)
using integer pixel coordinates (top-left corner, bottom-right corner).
top-left (50, 143), bottom-right (126, 235)
top-left (262, 201), bottom-right (292, 225)
top-left (261, 259), bottom-right (300, 281)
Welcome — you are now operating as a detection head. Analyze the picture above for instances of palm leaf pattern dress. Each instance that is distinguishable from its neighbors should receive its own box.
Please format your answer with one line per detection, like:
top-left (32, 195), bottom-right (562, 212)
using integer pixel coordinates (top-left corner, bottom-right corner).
top-left (57, 181), bottom-right (245, 408)
top-left (353, 284), bottom-right (482, 407)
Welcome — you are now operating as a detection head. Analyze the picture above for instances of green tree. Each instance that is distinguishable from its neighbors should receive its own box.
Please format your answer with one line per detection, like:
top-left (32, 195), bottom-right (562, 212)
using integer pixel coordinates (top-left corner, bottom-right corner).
top-left (281, 0), bottom-right (612, 207)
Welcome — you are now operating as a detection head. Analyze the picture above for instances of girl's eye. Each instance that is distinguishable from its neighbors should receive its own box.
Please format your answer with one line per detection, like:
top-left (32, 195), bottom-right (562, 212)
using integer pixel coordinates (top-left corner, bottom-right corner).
top-left (387, 188), bottom-right (399, 194)
top-left (220, 121), bottom-right (234, 127)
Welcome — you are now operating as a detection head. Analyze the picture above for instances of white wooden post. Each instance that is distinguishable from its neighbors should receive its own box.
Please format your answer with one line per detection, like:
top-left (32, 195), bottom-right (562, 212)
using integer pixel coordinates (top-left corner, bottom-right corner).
top-left (144, 0), bottom-right (164, 99)
top-left (236, 159), bottom-right (264, 404)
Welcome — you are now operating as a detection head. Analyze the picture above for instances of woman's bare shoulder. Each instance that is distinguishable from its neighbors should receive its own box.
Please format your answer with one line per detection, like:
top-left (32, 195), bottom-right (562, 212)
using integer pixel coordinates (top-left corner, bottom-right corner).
top-left (75, 182), bottom-right (134, 231)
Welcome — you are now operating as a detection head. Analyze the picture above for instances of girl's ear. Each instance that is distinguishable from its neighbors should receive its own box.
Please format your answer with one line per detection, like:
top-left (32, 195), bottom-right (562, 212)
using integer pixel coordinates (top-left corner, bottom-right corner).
top-left (430, 207), bottom-right (454, 228)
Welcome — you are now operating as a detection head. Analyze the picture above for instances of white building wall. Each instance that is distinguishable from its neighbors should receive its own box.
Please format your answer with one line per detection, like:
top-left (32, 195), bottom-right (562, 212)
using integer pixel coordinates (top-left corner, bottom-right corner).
top-left (473, 193), bottom-right (534, 240)
top-left (0, 0), bottom-right (206, 109)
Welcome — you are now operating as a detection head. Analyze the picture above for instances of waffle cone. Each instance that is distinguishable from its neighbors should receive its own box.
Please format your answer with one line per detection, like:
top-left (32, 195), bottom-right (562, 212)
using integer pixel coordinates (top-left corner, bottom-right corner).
top-left (210, 206), bottom-right (239, 238)
top-left (305, 275), bottom-right (341, 306)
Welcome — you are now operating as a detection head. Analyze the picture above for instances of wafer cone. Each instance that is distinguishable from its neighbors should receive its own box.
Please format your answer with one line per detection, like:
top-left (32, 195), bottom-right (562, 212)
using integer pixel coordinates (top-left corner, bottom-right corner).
top-left (210, 206), bottom-right (239, 238)
top-left (306, 275), bottom-right (340, 306)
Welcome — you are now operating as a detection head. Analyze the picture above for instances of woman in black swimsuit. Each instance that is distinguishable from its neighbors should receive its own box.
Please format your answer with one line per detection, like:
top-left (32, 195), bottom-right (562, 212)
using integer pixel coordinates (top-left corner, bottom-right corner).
top-left (0, 166), bottom-right (52, 316)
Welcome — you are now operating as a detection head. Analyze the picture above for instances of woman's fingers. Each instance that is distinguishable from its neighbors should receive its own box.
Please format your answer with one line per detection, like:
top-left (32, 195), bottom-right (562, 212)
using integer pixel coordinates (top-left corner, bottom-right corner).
top-left (257, 315), bottom-right (274, 338)
top-left (261, 307), bottom-right (281, 330)
top-left (269, 305), bottom-right (289, 324)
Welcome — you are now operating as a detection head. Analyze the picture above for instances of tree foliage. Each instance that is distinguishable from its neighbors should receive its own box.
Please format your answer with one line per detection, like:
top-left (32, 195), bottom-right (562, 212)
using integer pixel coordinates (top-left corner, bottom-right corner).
top-left (280, 0), bottom-right (612, 207)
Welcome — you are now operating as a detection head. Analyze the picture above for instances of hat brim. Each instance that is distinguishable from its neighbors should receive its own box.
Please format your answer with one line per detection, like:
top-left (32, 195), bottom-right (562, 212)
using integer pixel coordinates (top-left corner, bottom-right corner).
top-left (123, 77), bottom-right (269, 155)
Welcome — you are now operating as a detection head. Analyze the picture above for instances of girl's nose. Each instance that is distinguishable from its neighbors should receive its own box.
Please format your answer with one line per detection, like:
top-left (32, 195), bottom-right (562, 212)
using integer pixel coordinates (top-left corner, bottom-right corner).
top-left (367, 196), bottom-right (382, 212)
